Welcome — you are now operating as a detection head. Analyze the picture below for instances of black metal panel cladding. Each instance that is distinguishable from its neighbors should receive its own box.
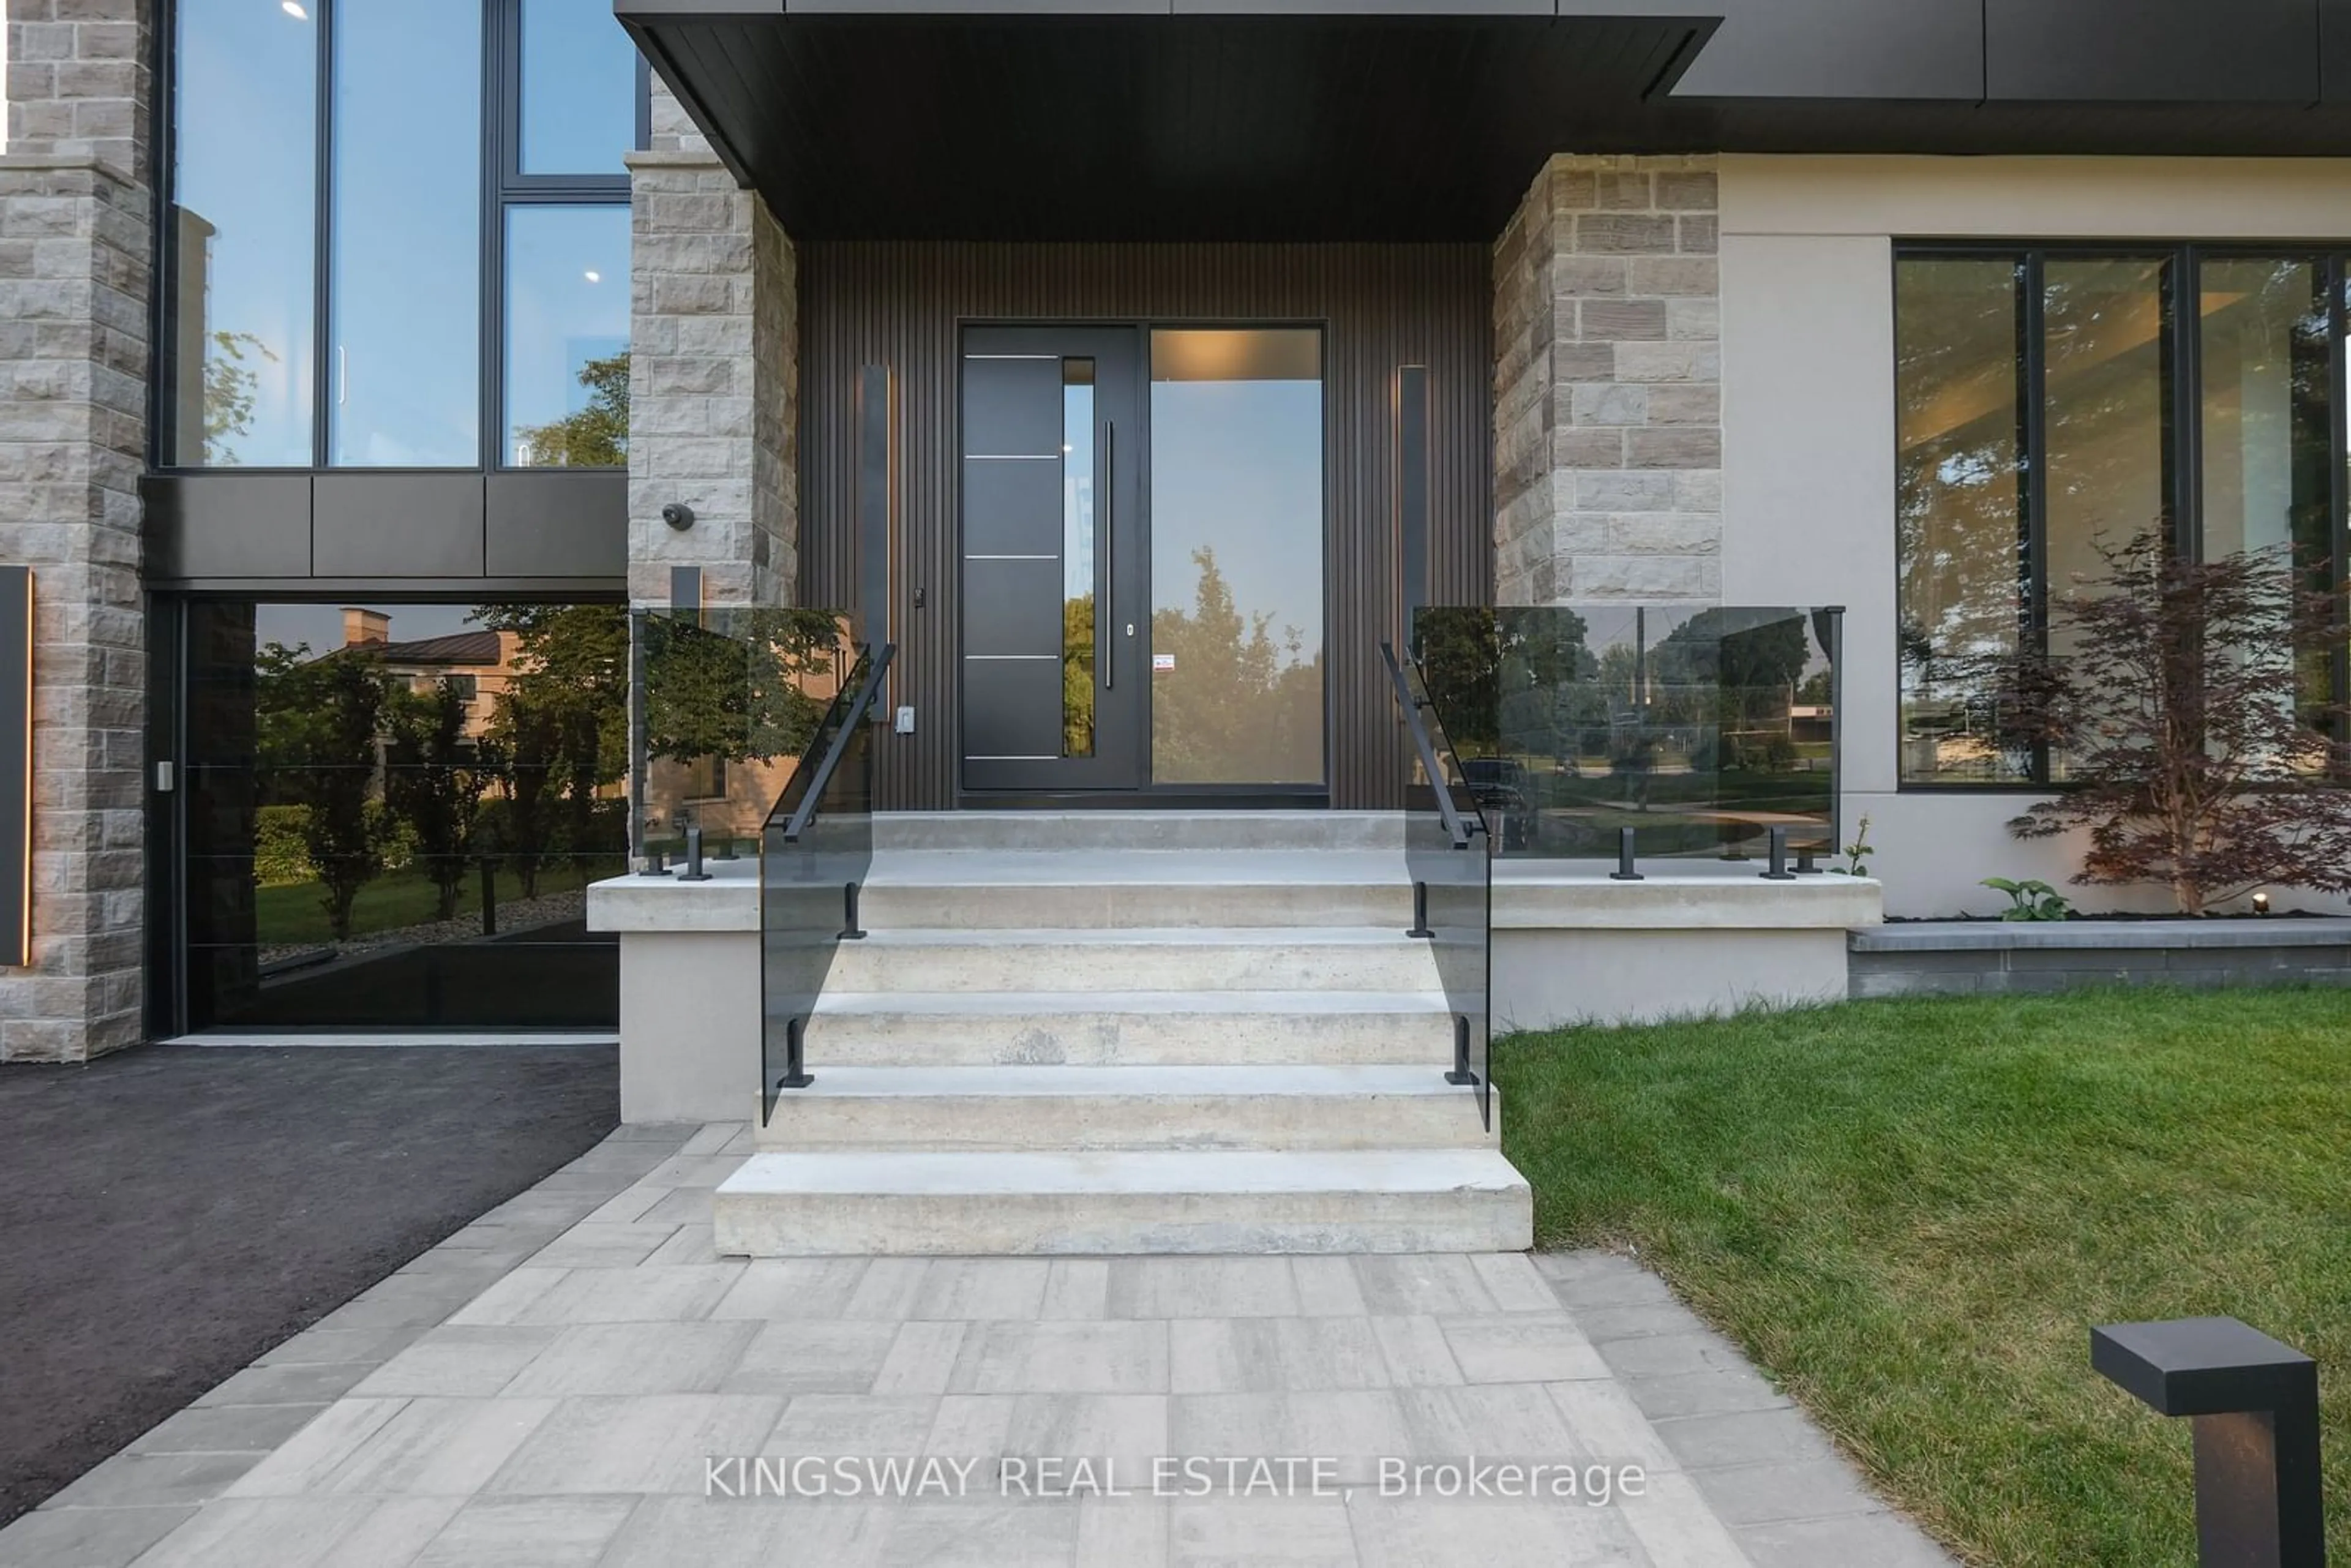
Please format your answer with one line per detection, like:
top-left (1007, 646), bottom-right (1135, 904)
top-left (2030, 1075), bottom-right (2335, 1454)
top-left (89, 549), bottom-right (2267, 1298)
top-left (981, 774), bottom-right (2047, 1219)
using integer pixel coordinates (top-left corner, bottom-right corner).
top-left (1985, 0), bottom-right (2320, 103)
top-left (798, 243), bottom-right (1491, 811)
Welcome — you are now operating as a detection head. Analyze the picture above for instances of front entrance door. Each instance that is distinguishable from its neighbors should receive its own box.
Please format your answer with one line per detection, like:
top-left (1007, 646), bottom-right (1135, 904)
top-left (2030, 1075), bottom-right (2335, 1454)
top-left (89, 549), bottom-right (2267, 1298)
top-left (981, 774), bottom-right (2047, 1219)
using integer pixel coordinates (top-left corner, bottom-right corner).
top-left (959, 326), bottom-right (1144, 792)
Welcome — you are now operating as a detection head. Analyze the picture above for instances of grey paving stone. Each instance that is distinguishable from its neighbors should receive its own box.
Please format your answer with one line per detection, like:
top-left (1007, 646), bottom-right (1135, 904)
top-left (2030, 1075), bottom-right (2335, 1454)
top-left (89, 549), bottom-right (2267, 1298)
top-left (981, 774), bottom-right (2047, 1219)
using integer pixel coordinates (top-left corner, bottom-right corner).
top-left (873, 1498), bottom-right (1081, 1568)
top-left (1738, 1509), bottom-right (1958, 1567)
top-left (727, 1319), bottom-right (903, 1395)
top-left (192, 1362), bottom-right (378, 1409)
top-left (1595, 1329), bottom-right (1754, 1381)
top-left (250, 1324), bottom-right (424, 1369)
top-left (525, 1222), bottom-right (685, 1269)
top-left (1536, 1259), bottom-right (1677, 1312)
top-left (1351, 1255), bottom-right (1498, 1316)
top-left (484, 1395), bottom-right (784, 1496)
top-left (948, 1320), bottom-right (1171, 1395)
top-left (1107, 1257), bottom-right (1299, 1319)
top-left (501, 1320), bottom-right (760, 1398)
top-left (1690, 1458), bottom-right (1881, 1526)
top-left (350, 1325), bottom-right (565, 1398)
top-left (1170, 1316), bottom-right (1392, 1394)
top-left (599, 1494), bottom-right (876, 1567)
top-left (412, 1495), bottom-right (637, 1566)
top-left (1570, 1300), bottom-right (1704, 1343)
top-left (126, 1496), bottom-right (462, 1568)
top-left (0, 1504), bottom-right (194, 1568)
top-left (1652, 1408), bottom-right (1835, 1471)
top-left (1616, 1366), bottom-right (1792, 1420)
top-left (43, 1452), bottom-right (263, 1511)
top-left (125, 1403), bottom-right (329, 1457)
top-left (1437, 1315), bottom-right (1610, 1383)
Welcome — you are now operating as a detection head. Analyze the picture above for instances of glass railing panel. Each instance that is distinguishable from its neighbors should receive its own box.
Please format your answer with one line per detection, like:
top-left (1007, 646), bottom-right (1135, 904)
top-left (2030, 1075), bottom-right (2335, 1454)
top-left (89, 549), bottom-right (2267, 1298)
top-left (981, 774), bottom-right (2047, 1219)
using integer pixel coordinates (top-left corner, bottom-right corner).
top-left (1385, 638), bottom-right (1493, 1131)
top-left (1416, 605), bottom-right (1844, 866)
top-left (630, 607), bottom-right (856, 865)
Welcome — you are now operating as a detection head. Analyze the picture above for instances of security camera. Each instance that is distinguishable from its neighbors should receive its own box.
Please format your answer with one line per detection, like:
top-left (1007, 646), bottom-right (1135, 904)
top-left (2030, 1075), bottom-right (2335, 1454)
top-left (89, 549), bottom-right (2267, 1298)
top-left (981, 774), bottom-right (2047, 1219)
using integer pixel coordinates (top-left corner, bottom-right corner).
top-left (661, 502), bottom-right (696, 531)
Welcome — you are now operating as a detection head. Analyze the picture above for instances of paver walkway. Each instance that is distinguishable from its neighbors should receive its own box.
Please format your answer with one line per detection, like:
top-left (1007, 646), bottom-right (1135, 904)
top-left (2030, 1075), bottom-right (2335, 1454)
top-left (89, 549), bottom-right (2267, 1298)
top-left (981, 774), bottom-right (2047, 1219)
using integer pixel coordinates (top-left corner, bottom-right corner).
top-left (0, 1124), bottom-right (1954, 1567)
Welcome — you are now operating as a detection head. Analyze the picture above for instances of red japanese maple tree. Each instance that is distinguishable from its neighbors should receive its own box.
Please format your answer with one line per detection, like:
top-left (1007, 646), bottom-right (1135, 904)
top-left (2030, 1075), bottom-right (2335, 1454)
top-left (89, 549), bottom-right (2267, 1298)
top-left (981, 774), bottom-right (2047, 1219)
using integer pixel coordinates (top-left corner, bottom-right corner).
top-left (2006, 529), bottom-right (2351, 915)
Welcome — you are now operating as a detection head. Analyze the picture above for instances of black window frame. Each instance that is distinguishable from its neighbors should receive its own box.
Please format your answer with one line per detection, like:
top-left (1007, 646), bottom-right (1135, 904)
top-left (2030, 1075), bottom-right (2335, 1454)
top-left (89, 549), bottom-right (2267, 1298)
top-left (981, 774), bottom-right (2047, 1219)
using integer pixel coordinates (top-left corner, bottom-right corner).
top-left (1893, 239), bottom-right (2351, 792)
top-left (150, 0), bottom-right (648, 476)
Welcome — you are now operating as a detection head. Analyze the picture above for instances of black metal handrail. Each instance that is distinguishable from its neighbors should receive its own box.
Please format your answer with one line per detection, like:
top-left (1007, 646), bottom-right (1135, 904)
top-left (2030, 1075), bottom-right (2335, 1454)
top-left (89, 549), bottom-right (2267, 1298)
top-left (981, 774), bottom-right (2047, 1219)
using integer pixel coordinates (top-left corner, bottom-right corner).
top-left (772, 643), bottom-right (897, 841)
top-left (1380, 640), bottom-right (1483, 851)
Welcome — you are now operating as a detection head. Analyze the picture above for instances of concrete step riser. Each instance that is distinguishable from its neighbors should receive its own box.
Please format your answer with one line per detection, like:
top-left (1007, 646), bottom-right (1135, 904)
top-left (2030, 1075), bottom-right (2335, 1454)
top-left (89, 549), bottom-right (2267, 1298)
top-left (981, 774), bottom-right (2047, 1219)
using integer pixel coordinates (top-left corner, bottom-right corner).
top-left (872, 812), bottom-right (1404, 853)
top-left (755, 1088), bottom-right (1496, 1153)
top-left (859, 884), bottom-right (1415, 930)
top-left (713, 1188), bottom-right (1532, 1256)
top-left (803, 1013), bottom-right (1459, 1067)
top-left (825, 941), bottom-right (1441, 994)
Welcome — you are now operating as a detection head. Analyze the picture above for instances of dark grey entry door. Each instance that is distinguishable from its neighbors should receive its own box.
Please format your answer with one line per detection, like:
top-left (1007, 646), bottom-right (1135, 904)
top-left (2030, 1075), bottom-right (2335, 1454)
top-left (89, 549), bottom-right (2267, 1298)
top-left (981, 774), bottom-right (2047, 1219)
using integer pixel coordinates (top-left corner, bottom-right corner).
top-left (959, 326), bottom-right (1144, 793)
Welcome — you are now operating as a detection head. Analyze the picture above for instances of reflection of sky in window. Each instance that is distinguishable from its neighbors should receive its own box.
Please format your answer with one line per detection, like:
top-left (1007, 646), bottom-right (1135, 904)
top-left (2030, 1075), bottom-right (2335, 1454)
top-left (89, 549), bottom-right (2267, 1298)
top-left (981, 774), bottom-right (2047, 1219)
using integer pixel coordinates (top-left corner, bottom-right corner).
top-left (1150, 380), bottom-right (1323, 664)
top-left (504, 206), bottom-right (631, 460)
top-left (175, 0), bottom-right (317, 465)
top-left (332, 0), bottom-right (481, 467)
top-left (522, 0), bottom-right (640, 174)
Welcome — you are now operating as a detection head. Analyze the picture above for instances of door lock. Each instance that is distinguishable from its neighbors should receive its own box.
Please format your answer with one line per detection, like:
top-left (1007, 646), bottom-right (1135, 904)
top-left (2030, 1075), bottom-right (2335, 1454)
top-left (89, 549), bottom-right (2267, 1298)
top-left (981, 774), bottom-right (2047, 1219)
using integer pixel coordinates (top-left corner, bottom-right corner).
top-left (1125, 623), bottom-right (1135, 636)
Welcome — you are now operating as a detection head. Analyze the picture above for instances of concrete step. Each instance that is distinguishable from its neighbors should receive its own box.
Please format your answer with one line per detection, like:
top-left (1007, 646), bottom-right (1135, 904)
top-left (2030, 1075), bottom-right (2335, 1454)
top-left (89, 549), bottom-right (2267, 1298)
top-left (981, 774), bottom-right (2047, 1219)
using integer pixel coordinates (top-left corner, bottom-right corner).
top-left (804, 989), bottom-right (1464, 1067)
top-left (872, 811), bottom-right (1403, 853)
top-left (754, 1065), bottom-right (1495, 1152)
top-left (823, 928), bottom-right (1443, 994)
top-left (712, 1148), bottom-right (1532, 1255)
top-left (860, 850), bottom-right (1415, 929)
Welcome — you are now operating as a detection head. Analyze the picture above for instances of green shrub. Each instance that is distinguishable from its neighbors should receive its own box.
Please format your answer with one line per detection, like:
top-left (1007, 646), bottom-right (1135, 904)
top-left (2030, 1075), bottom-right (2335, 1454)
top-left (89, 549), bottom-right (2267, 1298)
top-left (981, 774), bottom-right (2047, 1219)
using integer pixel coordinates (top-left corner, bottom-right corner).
top-left (254, 805), bottom-right (313, 887)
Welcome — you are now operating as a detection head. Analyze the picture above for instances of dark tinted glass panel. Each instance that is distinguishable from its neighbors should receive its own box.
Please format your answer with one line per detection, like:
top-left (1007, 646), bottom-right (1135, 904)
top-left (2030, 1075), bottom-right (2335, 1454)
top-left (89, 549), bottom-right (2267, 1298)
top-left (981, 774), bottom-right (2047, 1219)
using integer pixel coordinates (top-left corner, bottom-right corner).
top-left (182, 601), bottom-right (626, 1029)
top-left (329, 0), bottom-right (482, 466)
top-left (168, 0), bottom-right (318, 466)
top-left (1894, 256), bottom-right (2028, 784)
top-left (504, 206), bottom-right (631, 467)
top-left (1149, 329), bottom-right (1324, 786)
top-left (1062, 359), bottom-right (1096, 759)
top-left (519, 0), bottom-right (640, 175)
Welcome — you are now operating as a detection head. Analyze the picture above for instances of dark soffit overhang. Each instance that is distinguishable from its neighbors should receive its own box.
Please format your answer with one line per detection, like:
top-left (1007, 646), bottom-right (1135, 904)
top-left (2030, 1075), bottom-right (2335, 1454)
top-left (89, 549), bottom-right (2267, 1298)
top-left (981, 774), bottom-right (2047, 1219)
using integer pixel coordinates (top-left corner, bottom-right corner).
top-left (617, 1), bottom-right (2351, 242)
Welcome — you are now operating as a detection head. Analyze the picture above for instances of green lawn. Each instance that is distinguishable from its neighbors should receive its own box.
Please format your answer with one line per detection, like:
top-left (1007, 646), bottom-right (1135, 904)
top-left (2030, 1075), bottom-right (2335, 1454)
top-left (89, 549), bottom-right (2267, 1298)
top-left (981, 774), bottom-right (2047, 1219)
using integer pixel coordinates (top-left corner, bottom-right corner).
top-left (1497, 989), bottom-right (2351, 1567)
top-left (256, 857), bottom-right (621, 948)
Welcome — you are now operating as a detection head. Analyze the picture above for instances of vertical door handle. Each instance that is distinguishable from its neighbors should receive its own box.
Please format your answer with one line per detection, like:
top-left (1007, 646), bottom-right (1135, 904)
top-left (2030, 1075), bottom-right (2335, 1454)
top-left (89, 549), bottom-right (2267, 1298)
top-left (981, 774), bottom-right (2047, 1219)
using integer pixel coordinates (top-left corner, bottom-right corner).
top-left (1101, 419), bottom-right (1113, 692)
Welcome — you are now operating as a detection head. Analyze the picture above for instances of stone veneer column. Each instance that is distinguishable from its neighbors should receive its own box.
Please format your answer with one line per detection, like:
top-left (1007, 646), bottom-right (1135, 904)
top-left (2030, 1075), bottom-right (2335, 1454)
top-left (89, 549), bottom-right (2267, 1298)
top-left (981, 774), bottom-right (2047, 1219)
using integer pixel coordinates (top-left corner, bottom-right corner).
top-left (0, 0), bottom-right (154, 1059)
top-left (1493, 154), bottom-right (1721, 605)
top-left (625, 77), bottom-right (797, 607)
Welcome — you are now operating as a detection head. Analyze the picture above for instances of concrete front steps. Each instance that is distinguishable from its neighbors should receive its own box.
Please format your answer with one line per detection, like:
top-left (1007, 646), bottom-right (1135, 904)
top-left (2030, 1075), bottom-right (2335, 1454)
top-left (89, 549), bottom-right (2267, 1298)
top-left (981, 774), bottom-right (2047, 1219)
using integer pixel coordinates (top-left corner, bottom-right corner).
top-left (713, 812), bottom-right (1531, 1256)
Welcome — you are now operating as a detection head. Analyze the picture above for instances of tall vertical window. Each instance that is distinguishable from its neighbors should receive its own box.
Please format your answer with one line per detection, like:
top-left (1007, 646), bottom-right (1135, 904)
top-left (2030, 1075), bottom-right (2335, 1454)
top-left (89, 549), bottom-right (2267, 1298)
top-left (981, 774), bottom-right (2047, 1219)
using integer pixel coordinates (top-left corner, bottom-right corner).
top-left (1895, 247), bottom-right (2344, 787)
top-left (331, 0), bottom-right (482, 466)
top-left (167, 0), bottom-right (319, 466)
top-left (163, 1), bottom-right (642, 471)
top-left (1895, 258), bottom-right (2027, 784)
top-left (1149, 329), bottom-right (1325, 787)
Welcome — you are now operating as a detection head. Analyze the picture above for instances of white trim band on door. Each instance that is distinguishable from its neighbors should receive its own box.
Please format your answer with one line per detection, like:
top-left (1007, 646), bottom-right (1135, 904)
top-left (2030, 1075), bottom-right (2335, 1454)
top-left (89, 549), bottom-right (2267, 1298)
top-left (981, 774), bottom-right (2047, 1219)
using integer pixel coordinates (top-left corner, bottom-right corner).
top-left (964, 453), bottom-right (1060, 461)
top-left (967, 554), bottom-right (1056, 561)
top-left (962, 654), bottom-right (1058, 661)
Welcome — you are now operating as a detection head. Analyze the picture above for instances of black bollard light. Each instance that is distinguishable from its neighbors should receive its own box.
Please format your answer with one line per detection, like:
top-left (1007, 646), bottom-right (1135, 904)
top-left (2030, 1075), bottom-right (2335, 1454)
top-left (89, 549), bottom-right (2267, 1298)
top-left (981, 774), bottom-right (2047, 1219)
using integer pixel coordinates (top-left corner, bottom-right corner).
top-left (2091, 1317), bottom-right (2323, 1568)
top-left (1609, 826), bottom-right (1644, 882)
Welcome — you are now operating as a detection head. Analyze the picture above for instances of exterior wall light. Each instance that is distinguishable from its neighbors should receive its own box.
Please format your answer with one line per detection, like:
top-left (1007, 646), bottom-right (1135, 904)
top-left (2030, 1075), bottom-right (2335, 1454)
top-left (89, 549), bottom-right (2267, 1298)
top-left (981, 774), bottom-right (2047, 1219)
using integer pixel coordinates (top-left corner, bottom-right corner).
top-left (2253, 892), bottom-right (2271, 916)
top-left (662, 503), bottom-right (695, 531)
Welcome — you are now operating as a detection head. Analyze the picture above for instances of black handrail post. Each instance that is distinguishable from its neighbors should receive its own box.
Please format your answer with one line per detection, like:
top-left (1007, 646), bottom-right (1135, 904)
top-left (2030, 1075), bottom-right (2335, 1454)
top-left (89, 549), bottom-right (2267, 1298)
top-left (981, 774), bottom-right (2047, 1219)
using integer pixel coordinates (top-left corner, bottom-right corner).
top-left (1444, 1015), bottom-right (1477, 1086)
top-left (1610, 826), bottom-right (1644, 881)
top-left (1407, 880), bottom-right (1433, 939)
top-left (778, 1018), bottom-right (814, 1090)
top-left (2092, 1317), bottom-right (2323, 1567)
top-left (1761, 825), bottom-right (1796, 880)
top-left (841, 882), bottom-right (866, 940)
top-left (678, 825), bottom-right (711, 882)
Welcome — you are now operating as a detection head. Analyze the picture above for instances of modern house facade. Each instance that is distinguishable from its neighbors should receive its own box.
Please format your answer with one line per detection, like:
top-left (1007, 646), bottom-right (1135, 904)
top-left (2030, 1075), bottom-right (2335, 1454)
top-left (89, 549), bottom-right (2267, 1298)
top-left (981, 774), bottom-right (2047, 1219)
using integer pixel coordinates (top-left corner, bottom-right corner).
top-left (5, 0), bottom-right (2351, 1058)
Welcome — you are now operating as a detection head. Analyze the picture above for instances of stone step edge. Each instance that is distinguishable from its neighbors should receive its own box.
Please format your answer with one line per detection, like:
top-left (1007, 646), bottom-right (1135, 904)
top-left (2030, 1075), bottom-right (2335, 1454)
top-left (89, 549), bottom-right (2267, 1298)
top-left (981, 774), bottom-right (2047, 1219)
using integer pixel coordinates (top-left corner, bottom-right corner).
top-left (716, 1147), bottom-right (1528, 1198)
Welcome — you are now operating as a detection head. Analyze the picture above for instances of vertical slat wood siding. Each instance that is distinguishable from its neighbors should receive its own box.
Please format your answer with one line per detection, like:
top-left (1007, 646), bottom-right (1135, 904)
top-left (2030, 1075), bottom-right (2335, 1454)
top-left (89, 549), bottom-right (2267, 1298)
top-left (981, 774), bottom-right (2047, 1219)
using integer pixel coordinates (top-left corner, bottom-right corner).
top-left (799, 242), bottom-right (1491, 811)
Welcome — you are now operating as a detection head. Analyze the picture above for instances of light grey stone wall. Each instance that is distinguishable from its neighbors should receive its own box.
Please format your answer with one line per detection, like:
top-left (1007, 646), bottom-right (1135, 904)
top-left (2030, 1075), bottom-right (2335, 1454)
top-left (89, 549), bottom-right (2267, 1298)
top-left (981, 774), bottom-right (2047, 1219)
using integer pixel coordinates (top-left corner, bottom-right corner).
top-left (626, 81), bottom-right (797, 607)
top-left (1493, 155), bottom-right (1720, 605)
top-left (0, 0), bottom-right (153, 1060)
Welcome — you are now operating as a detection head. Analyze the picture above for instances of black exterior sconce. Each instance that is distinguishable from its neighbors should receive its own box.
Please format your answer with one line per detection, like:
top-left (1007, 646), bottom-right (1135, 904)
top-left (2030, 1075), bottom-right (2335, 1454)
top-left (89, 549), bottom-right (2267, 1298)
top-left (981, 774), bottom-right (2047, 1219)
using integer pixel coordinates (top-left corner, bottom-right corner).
top-left (2091, 1316), bottom-right (2323, 1567)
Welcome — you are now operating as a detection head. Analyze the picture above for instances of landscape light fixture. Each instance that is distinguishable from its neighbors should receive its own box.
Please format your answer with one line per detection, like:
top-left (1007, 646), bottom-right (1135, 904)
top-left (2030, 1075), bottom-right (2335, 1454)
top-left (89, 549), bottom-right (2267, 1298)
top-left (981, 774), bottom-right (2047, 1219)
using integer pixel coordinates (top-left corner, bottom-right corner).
top-left (2253, 891), bottom-right (2271, 916)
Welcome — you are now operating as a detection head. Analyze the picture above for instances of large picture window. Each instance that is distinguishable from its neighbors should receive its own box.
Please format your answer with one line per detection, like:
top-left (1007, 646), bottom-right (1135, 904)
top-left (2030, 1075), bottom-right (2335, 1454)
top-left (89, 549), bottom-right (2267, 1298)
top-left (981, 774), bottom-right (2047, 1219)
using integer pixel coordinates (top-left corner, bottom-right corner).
top-left (1895, 247), bottom-right (2345, 786)
top-left (162, 0), bottom-right (643, 471)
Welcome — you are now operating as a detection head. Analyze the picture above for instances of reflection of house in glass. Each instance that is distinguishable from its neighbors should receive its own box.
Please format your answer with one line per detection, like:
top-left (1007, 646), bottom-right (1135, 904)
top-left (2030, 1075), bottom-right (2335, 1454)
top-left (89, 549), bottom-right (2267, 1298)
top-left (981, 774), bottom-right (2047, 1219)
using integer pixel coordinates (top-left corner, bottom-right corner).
top-left (336, 608), bottom-right (514, 748)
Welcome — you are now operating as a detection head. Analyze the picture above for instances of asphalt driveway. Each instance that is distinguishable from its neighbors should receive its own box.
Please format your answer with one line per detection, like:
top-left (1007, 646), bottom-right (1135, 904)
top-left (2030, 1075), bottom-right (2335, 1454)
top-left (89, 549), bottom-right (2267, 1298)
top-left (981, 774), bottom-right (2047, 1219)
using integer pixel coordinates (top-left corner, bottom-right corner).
top-left (0, 1043), bottom-right (617, 1526)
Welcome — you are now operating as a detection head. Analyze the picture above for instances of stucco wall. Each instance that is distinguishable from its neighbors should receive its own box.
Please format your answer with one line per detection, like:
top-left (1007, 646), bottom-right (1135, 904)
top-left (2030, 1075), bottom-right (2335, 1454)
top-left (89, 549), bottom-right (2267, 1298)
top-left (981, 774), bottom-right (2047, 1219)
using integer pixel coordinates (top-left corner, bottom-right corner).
top-left (1717, 156), bottom-right (2351, 918)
